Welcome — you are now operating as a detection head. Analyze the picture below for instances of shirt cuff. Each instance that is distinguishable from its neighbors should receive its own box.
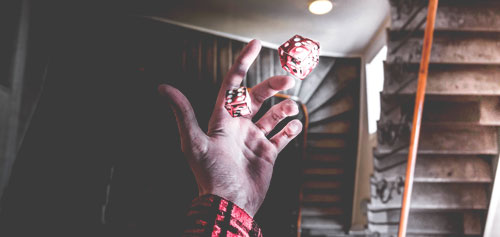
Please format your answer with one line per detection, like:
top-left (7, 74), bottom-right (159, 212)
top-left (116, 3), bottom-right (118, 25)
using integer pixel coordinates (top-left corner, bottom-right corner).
top-left (183, 194), bottom-right (263, 237)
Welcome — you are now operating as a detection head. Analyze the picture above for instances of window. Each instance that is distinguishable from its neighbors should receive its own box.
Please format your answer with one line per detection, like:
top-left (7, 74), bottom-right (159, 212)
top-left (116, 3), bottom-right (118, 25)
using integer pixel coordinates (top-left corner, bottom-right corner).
top-left (366, 46), bottom-right (387, 134)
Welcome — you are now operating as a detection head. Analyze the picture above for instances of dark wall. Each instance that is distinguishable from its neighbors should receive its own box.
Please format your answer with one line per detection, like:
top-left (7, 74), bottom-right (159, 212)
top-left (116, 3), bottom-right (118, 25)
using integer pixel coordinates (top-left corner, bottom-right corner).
top-left (0, 7), bottom-right (304, 237)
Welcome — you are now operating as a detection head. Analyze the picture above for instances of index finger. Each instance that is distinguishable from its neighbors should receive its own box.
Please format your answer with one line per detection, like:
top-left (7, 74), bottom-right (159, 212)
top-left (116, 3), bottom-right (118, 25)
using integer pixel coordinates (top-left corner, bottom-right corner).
top-left (216, 39), bottom-right (262, 109)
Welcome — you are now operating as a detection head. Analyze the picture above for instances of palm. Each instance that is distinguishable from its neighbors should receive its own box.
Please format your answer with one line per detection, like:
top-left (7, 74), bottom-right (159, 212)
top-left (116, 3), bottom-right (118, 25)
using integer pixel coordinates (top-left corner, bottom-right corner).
top-left (159, 40), bottom-right (302, 216)
top-left (205, 118), bottom-right (275, 206)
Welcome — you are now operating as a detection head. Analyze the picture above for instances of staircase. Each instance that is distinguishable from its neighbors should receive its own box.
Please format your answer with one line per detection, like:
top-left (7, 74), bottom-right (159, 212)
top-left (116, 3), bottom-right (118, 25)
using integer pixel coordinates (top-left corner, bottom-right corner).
top-left (369, 0), bottom-right (500, 236)
top-left (298, 59), bottom-right (360, 236)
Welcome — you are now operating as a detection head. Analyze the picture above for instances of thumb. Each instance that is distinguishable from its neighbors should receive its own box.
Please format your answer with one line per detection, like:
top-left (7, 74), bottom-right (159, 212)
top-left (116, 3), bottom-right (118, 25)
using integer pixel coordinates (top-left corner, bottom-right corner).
top-left (158, 84), bottom-right (207, 158)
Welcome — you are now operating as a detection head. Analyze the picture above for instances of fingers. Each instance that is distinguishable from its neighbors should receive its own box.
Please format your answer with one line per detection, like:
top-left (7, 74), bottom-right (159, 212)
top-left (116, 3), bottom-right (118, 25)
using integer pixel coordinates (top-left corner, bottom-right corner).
top-left (255, 99), bottom-right (299, 135)
top-left (269, 119), bottom-right (303, 153)
top-left (215, 40), bottom-right (262, 112)
top-left (158, 84), bottom-right (207, 157)
top-left (250, 76), bottom-right (295, 115)
top-left (224, 39), bottom-right (262, 89)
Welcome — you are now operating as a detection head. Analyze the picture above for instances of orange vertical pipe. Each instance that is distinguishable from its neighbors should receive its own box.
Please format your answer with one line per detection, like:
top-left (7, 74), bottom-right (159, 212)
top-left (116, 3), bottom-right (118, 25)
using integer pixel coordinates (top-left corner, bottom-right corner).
top-left (398, 0), bottom-right (439, 236)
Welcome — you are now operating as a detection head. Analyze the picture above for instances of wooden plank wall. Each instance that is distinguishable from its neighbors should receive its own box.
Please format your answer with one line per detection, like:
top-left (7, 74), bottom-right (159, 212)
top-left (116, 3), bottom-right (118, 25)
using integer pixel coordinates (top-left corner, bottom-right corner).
top-left (170, 32), bottom-right (289, 90)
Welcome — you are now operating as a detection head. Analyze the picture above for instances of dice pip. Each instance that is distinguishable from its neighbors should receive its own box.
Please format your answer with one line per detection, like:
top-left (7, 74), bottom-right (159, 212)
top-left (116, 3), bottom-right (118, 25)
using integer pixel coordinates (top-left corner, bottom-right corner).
top-left (278, 35), bottom-right (320, 79)
top-left (225, 87), bottom-right (252, 117)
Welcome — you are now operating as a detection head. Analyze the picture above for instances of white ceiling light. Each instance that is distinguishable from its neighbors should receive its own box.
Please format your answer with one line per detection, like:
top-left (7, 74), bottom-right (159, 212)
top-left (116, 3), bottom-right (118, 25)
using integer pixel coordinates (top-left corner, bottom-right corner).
top-left (308, 0), bottom-right (333, 15)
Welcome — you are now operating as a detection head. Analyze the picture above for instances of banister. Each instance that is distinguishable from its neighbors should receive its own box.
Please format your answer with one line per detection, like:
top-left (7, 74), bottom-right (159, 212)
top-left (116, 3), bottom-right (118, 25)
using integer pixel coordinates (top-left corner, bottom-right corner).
top-left (398, 0), bottom-right (439, 236)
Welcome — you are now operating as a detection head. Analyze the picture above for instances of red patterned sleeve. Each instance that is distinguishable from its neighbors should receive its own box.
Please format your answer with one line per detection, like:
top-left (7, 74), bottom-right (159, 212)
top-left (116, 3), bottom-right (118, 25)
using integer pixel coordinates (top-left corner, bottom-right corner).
top-left (183, 194), bottom-right (263, 237)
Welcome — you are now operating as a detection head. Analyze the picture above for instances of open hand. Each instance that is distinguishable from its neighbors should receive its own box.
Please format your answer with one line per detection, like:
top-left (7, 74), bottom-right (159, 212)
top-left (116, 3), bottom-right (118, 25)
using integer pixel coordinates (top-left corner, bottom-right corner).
top-left (158, 39), bottom-right (303, 217)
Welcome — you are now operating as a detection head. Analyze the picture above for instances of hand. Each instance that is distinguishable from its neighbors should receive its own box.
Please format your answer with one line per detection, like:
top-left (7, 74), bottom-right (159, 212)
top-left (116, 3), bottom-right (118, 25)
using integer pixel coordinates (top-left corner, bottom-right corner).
top-left (158, 39), bottom-right (303, 217)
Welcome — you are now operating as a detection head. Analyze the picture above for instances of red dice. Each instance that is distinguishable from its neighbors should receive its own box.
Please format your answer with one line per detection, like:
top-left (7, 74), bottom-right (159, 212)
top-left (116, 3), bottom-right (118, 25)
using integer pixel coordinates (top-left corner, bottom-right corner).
top-left (278, 35), bottom-right (320, 79)
top-left (225, 87), bottom-right (252, 117)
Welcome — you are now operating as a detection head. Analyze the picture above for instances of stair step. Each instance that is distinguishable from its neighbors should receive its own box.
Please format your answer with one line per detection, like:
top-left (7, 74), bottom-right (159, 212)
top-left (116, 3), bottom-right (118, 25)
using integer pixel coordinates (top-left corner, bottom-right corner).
top-left (303, 194), bottom-right (342, 203)
top-left (390, 1), bottom-right (500, 32)
top-left (381, 97), bottom-right (481, 125)
top-left (387, 31), bottom-right (500, 64)
top-left (305, 77), bottom-right (348, 113)
top-left (300, 229), bottom-right (346, 237)
top-left (301, 216), bottom-right (344, 229)
top-left (304, 168), bottom-right (344, 176)
top-left (301, 206), bottom-right (344, 216)
top-left (309, 94), bottom-right (354, 124)
top-left (375, 124), bottom-right (498, 155)
top-left (381, 96), bottom-right (500, 126)
top-left (307, 152), bottom-right (344, 163)
top-left (368, 210), bottom-right (483, 235)
top-left (307, 137), bottom-right (347, 149)
top-left (374, 153), bottom-right (491, 173)
top-left (383, 63), bottom-right (500, 96)
top-left (298, 57), bottom-right (336, 102)
top-left (463, 212), bottom-right (483, 235)
top-left (303, 181), bottom-right (342, 190)
top-left (303, 160), bottom-right (344, 170)
top-left (374, 155), bottom-right (492, 183)
top-left (308, 120), bottom-right (352, 134)
top-left (305, 63), bottom-right (358, 112)
top-left (368, 183), bottom-right (488, 211)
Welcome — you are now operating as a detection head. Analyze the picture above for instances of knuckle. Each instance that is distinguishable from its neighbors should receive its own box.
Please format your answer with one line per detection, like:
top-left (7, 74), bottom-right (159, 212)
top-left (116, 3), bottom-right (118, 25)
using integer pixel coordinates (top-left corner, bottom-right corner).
top-left (271, 106), bottom-right (287, 122)
top-left (255, 123), bottom-right (269, 135)
top-left (284, 128), bottom-right (294, 138)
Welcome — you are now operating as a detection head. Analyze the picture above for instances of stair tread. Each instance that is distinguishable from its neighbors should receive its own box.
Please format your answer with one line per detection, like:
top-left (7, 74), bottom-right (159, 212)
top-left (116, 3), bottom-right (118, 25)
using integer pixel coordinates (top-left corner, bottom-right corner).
top-left (301, 216), bottom-right (344, 229)
top-left (369, 210), bottom-right (482, 235)
top-left (307, 153), bottom-right (344, 163)
top-left (368, 183), bottom-right (488, 211)
top-left (309, 94), bottom-right (355, 124)
top-left (308, 120), bottom-right (352, 134)
top-left (381, 95), bottom-right (500, 126)
top-left (390, 1), bottom-right (500, 32)
top-left (383, 63), bottom-right (500, 96)
top-left (387, 31), bottom-right (500, 64)
top-left (300, 229), bottom-right (347, 237)
top-left (374, 155), bottom-right (492, 183)
top-left (303, 194), bottom-right (342, 203)
top-left (303, 181), bottom-right (342, 190)
top-left (304, 168), bottom-right (344, 176)
top-left (305, 66), bottom-right (356, 112)
top-left (375, 124), bottom-right (498, 155)
top-left (301, 206), bottom-right (344, 216)
top-left (307, 137), bottom-right (348, 149)
top-left (298, 58), bottom-right (336, 103)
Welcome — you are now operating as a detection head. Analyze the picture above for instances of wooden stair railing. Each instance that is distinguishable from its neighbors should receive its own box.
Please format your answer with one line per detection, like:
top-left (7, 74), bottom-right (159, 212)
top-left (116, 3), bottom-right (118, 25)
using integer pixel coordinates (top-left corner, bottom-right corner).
top-left (398, 0), bottom-right (439, 236)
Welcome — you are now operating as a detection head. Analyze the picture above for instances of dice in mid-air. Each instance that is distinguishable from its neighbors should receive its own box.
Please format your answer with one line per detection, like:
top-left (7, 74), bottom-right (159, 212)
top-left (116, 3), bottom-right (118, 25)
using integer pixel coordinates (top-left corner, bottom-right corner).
top-left (278, 35), bottom-right (320, 79)
top-left (225, 87), bottom-right (252, 117)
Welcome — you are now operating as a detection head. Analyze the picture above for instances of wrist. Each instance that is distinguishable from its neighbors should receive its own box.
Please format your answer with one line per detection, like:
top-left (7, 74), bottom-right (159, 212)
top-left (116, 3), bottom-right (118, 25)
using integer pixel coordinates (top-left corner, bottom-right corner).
top-left (199, 190), bottom-right (258, 217)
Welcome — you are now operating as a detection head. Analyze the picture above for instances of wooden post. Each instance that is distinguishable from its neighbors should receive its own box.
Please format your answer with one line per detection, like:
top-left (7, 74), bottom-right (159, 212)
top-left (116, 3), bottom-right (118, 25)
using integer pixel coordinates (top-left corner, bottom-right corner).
top-left (398, 0), bottom-right (439, 236)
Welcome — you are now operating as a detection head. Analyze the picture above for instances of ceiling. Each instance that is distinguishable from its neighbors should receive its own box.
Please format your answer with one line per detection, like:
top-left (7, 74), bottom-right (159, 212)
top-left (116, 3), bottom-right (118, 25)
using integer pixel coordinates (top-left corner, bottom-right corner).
top-left (147, 0), bottom-right (390, 58)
